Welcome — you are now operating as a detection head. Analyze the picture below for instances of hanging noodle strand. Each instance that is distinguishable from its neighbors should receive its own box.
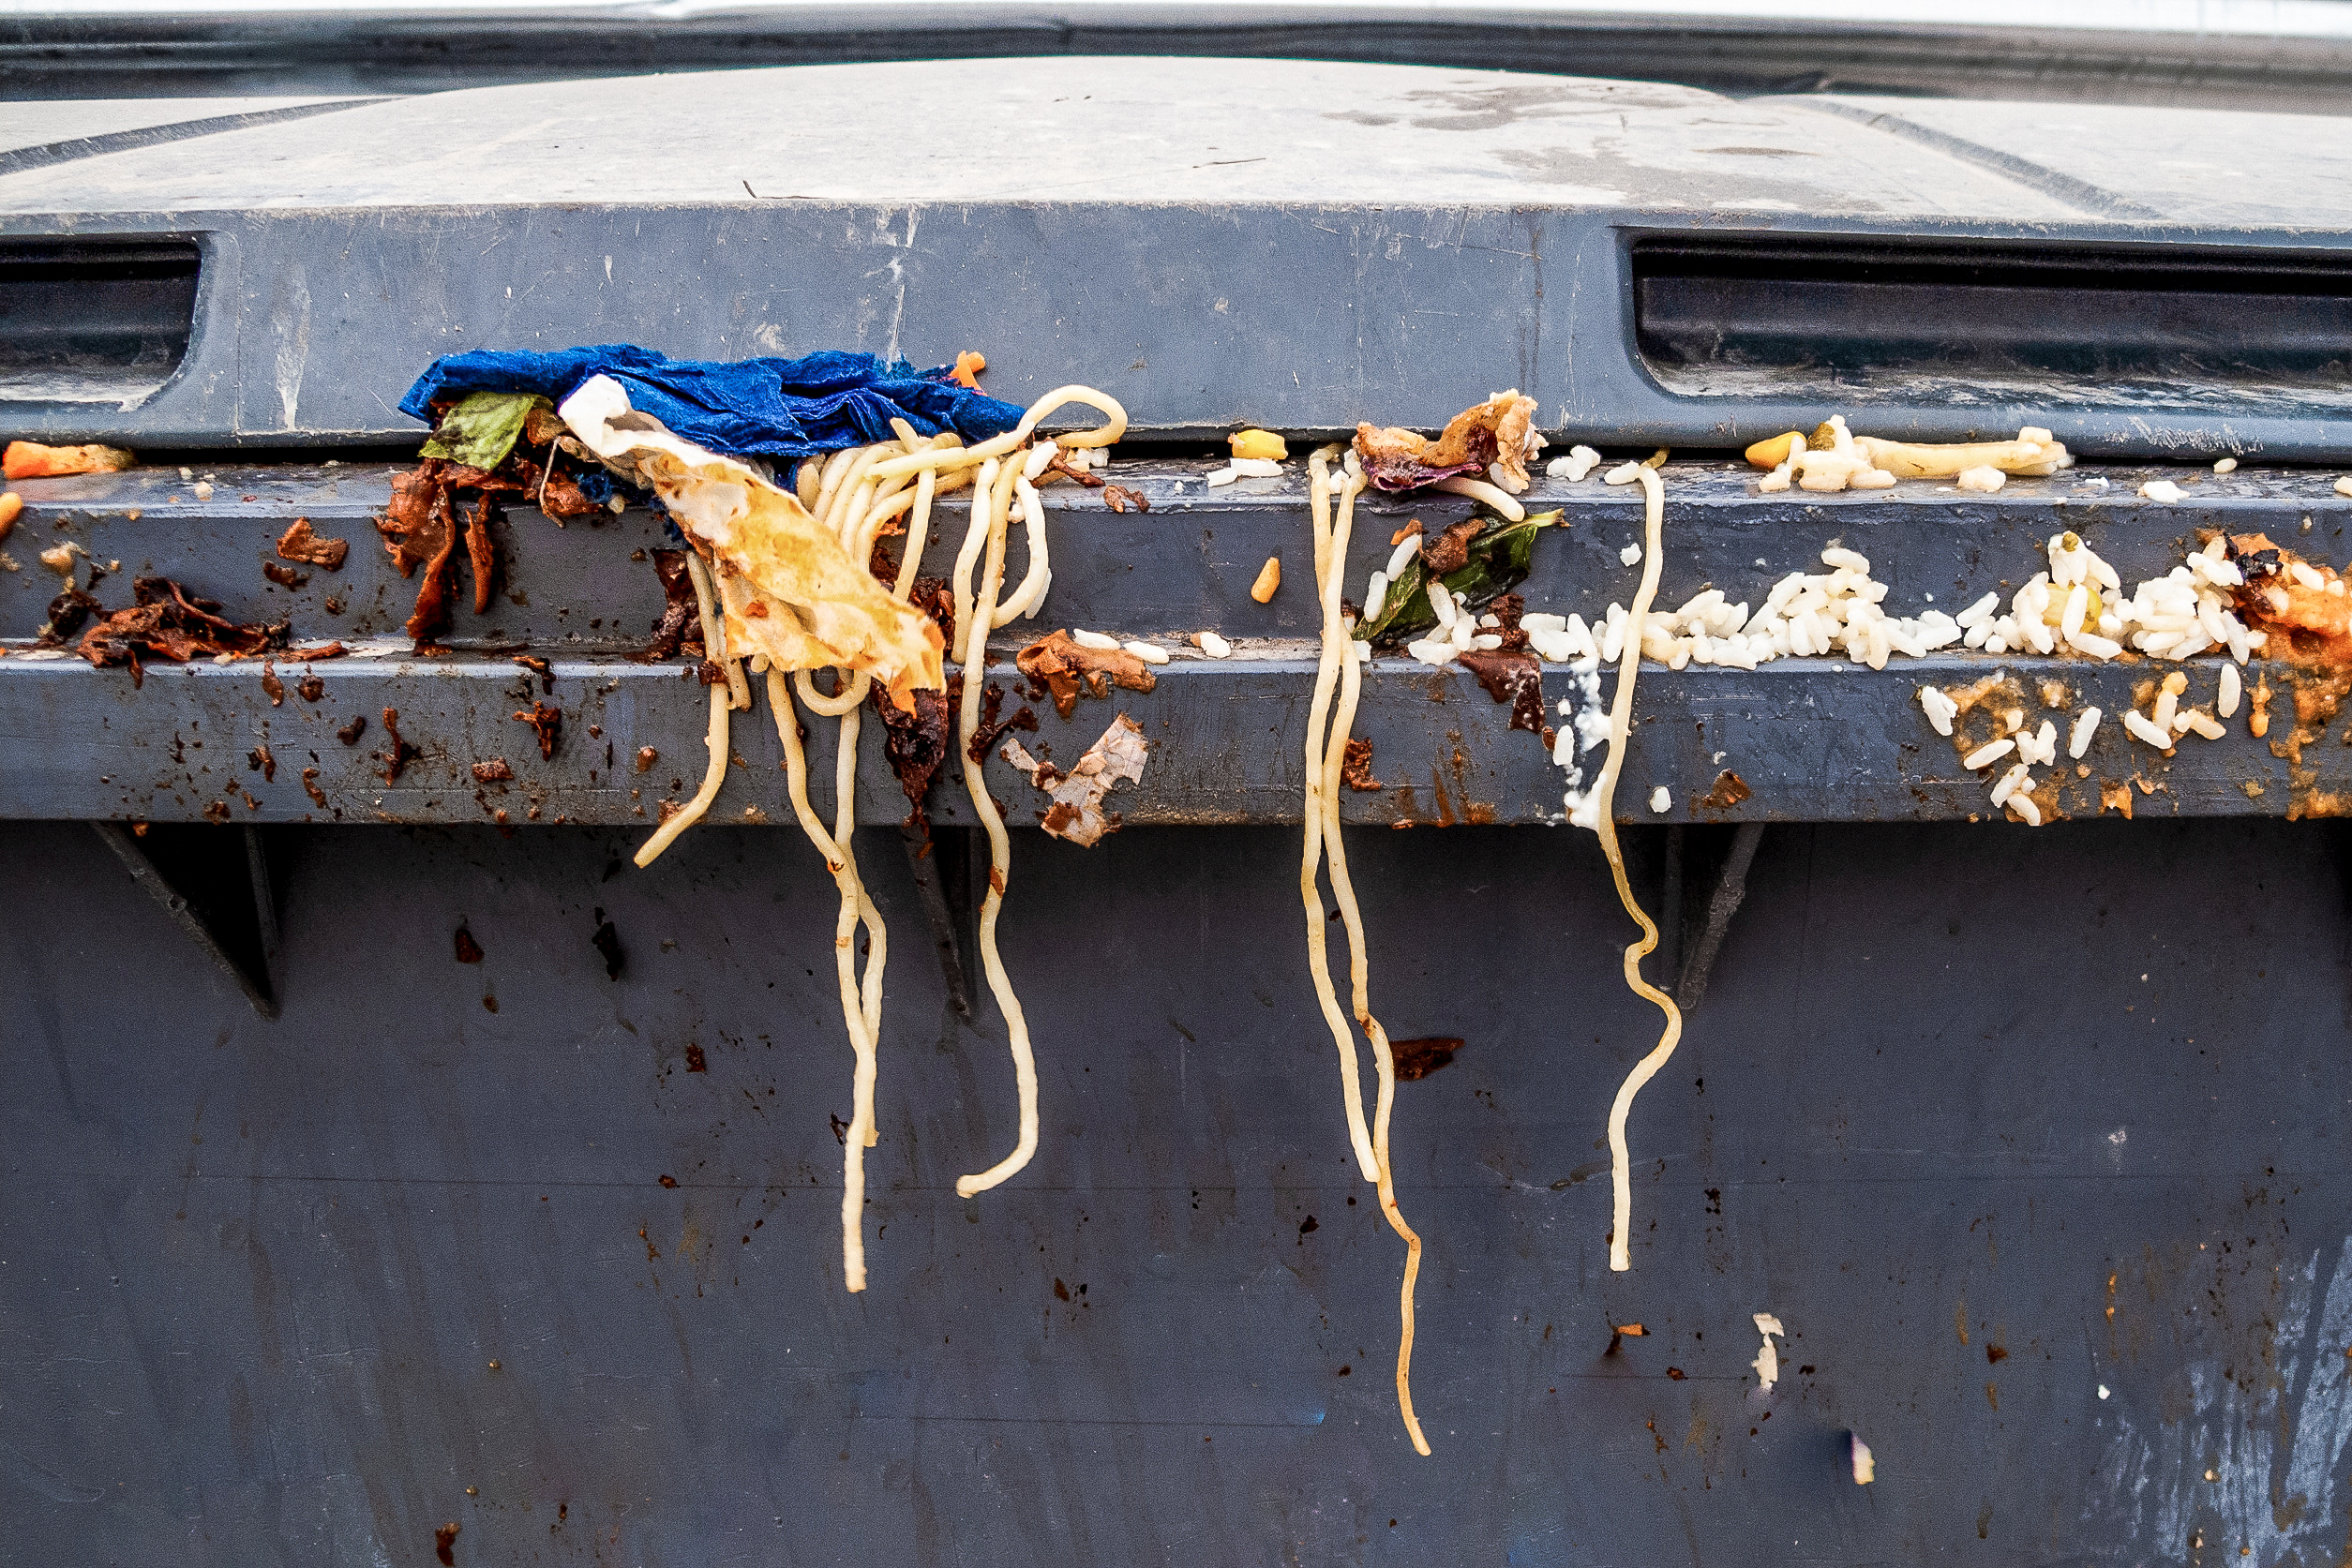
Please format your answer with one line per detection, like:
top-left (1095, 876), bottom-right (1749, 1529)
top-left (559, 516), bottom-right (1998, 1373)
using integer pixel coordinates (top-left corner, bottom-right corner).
top-left (1591, 465), bottom-right (1685, 1273)
top-left (1303, 443), bottom-right (1431, 1456)
top-left (634, 557), bottom-right (740, 868)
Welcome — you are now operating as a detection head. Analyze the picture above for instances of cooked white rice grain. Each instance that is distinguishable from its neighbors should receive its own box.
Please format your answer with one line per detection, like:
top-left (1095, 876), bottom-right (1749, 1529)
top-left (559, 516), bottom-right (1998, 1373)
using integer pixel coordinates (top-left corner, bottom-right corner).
top-left (1962, 737), bottom-right (2015, 770)
top-left (1604, 461), bottom-right (1643, 486)
top-left (1649, 785), bottom-right (1671, 813)
top-left (2012, 794), bottom-right (2043, 826)
top-left (2214, 456), bottom-right (2239, 473)
top-left (2069, 707), bottom-right (2102, 757)
top-left (1620, 543), bottom-right (1643, 566)
top-left (2181, 709), bottom-right (2225, 739)
top-left (2140, 479), bottom-right (2185, 503)
top-left (2219, 663), bottom-right (2241, 716)
top-left (1205, 467), bottom-right (1239, 487)
top-left (1123, 640), bottom-right (1170, 665)
top-left (1227, 457), bottom-right (1282, 478)
top-left (1196, 631), bottom-right (1234, 659)
top-left (1956, 465), bottom-right (2006, 493)
top-left (1071, 629), bottom-right (1121, 650)
top-left (1988, 761), bottom-right (2031, 807)
top-left (2123, 709), bottom-right (2174, 749)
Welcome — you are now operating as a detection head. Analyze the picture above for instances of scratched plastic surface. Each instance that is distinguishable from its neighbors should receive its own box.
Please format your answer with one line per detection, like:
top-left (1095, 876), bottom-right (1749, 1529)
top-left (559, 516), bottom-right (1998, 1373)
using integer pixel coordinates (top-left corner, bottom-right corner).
top-left (4, 816), bottom-right (2346, 1564)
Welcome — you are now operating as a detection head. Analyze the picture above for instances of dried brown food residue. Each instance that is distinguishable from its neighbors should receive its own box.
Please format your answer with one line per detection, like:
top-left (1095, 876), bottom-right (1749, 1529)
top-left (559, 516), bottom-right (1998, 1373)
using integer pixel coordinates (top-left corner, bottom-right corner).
top-left (1341, 737), bottom-right (1382, 791)
top-left (276, 516), bottom-right (349, 569)
top-left (1389, 1037), bottom-right (1461, 1080)
top-left (513, 700), bottom-right (562, 760)
top-left (1697, 770), bottom-right (1752, 810)
top-left (76, 577), bottom-right (292, 685)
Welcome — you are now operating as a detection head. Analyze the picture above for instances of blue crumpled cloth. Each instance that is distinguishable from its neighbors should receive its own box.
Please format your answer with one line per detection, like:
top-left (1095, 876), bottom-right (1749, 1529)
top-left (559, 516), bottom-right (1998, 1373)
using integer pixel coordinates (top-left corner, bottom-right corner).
top-left (398, 345), bottom-right (1025, 465)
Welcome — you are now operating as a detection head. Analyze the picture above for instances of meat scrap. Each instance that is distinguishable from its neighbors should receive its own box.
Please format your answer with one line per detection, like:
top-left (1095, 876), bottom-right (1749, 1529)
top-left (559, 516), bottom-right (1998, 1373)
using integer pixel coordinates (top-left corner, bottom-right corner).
top-left (276, 517), bottom-right (349, 569)
top-left (1698, 770), bottom-right (1752, 810)
top-left (1354, 391), bottom-right (1541, 494)
top-left (1003, 712), bottom-right (1147, 846)
top-left (472, 758), bottom-right (515, 783)
top-left (1419, 519), bottom-right (1484, 577)
top-left (1341, 736), bottom-right (1382, 791)
top-left (77, 576), bottom-right (290, 683)
top-left (1015, 628), bottom-right (1157, 719)
top-left (1101, 485), bottom-right (1149, 514)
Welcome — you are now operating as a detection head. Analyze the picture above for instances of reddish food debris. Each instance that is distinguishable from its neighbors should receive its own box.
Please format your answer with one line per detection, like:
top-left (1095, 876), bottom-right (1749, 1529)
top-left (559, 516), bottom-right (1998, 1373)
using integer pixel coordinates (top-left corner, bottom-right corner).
top-left (262, 561), bottom-right (307, 589)
top-left (1101, 484), bottom-right (1149, 514)
top-left (3, 440), bottom-right (132, 481)
top-left (1046, 454), bottom-right (1104, 489)
top-left (641, 550), bottom-right (702, 661)
top-left (684, 1043), bottom-right (708, 1073)
top-left (1354, 392), bottom-right (1538, 493)
top-left (76, 577), bottom-right (290, 685)
top-left (657, 1174), bottom-right (679, 1188)
top-left (634, 745), bottom-right (658, 773)
top-left (247, 743), bottom-right (276, 783)
top-left (1455, 648), bottom-right (1547, 735)
top-left (202, 799), bottom-right (231, 825)
top-left (298, 674), bottom-right (324, 703)
top-left (870, 680), bottom-right (953, 838)
top-left (301, 767), bottom-right (326, 807)
top-left (275, 516), bottom-right (349, 569)
top-left (455, 927), bottom-right (485, 963)
top-left (434, 1521), bottom-right (460, 1567)
top-left (377, 707), bottom-right (419, 782)
top-left (1698, 769), bottom-right (1752, 810)
top-left (1015, 628), bottom-right (1158, 719)
top-left (513, 700), bottom-right (562, 759)
top-left (462, 494), bottom-right (497, 614)
top-left (1389, 1037), bottom-right (1461, 1080)
top-left (0, 491), bottom-right (20, 541)
top-left (513, 652), bottom-right (553, 692)
top-left (906, 575), bottom-right (957, 656)
top-left (336, 714), bottom-right (367, 746)
top-left (472, 759), bottom-right (514, 783)
top-left (1341, 736), bottom-right (1382, 791)
top-left (378, 459), bottom-right (516, 645)
top-left (261, 661), bottom-right (285, 706)
top-left (967, 679), bottom-right (1039, 765)
top-left (947, 350), bottom-right (987, 390)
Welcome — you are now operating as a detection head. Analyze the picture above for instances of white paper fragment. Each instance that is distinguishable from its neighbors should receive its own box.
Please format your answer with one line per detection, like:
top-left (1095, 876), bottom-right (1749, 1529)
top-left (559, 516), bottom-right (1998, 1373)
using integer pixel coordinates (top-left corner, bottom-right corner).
top-left (1010, 712), bottom-right (1148, 847)
top-left (1752, 1312), bottom-right (1785, 1392)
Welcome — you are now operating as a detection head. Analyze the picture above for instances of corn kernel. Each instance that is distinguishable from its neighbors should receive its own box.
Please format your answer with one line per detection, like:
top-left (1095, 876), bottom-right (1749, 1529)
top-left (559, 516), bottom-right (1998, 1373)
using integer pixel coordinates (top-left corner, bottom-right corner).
top-left (1228, 428), bottom-right (1288, 462)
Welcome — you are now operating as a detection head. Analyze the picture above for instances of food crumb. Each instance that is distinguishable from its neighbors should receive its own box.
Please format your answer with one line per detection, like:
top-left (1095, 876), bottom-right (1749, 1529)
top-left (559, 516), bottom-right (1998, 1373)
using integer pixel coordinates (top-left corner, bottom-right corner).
top-left (1250, 557), bottom-right (1281, 603)
top-left (1649, 785), bottom-right (1670, 813)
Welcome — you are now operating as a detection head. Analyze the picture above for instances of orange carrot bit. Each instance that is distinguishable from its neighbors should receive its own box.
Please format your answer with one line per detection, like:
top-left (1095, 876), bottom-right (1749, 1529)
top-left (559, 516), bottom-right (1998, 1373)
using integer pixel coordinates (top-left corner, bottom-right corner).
top-left (948, 351), bottom-right (987, 390)
top-left (4, 441), bottom-right (135, 480)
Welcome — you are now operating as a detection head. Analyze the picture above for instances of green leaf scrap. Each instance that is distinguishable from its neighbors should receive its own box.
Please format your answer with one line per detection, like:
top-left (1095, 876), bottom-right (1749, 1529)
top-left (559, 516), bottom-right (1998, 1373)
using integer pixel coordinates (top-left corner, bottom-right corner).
top-left (420, 390), bottom-right (551, 471)
top-left (1354, 509), bottom-right (1562, 646)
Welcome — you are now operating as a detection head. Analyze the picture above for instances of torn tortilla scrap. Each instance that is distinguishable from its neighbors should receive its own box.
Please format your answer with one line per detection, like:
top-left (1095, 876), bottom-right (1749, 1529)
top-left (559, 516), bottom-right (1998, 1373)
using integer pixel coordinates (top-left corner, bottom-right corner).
top-left (559, 375), bottom-right (945, 708)
top-left (1002, 712), bottom-right (1147, 845)
top-left (1355, 391), bottom-right (1543, 494)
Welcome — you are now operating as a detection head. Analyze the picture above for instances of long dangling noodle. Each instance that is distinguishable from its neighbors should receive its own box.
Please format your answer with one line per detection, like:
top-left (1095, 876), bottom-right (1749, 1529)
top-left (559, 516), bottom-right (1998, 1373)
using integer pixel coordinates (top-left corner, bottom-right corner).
top-left (633, 554), bottom-right (741, 868)
top-left (1303, 442), bottom-right (1431, 1456)
top-left (773, 668), bottom-right (889, 1291)
top-left (1591, 465), bottom-right (1685, 1273)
